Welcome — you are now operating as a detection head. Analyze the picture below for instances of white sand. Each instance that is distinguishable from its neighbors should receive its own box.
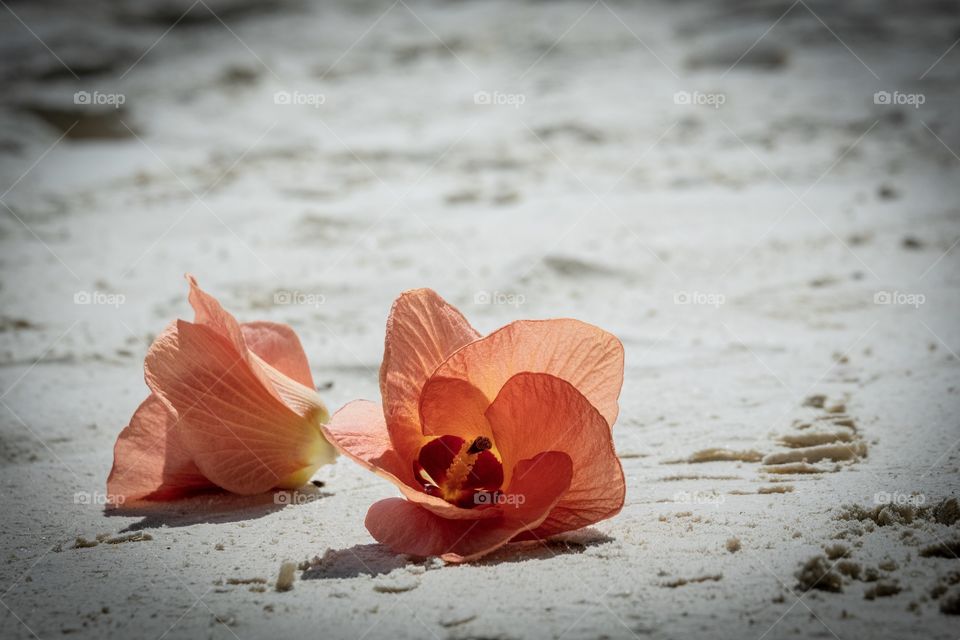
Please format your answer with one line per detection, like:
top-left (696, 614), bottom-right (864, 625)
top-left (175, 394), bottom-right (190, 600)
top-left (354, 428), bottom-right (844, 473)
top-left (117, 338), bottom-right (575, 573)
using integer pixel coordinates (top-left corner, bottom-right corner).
top-left (1, 0), bottom-right (959, 638)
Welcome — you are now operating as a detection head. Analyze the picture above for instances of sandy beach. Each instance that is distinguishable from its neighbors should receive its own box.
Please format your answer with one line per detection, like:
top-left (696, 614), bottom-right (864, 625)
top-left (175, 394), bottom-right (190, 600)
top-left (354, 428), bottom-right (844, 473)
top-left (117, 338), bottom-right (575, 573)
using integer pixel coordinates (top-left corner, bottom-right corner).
top-left (1, 0), bottom-right (959, 638)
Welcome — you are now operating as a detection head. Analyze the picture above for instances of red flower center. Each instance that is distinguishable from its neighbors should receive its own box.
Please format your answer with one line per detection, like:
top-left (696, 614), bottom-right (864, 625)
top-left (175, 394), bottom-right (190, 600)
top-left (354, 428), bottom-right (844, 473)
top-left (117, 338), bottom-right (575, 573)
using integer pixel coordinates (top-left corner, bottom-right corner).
top-left (413, 435), bottom-right (504, 508)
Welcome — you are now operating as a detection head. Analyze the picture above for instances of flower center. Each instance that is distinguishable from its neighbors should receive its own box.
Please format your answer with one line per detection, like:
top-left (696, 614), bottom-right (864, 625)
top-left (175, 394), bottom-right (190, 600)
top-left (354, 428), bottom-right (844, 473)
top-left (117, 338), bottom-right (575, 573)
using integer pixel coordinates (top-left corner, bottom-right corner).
top-left (414, 435), bottom-right (504, 508)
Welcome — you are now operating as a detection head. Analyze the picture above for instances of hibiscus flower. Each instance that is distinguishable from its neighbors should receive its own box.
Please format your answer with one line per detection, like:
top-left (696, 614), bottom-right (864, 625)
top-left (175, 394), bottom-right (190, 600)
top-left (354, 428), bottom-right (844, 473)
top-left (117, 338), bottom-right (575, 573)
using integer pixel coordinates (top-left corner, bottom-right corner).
top-left (323, 289), bottom-right (625, 562)
top-left (107, 276), bottom-right (334, 502)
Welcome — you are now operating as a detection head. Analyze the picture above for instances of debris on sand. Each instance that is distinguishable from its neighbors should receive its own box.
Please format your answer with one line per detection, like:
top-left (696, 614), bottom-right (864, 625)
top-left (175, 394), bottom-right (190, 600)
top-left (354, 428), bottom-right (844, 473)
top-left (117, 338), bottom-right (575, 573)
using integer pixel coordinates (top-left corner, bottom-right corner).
top-left (932, 571), bottom-right (960, 598)
top-left (226, 577), bottom-right (267, 585)
top-left (276, 561), bottom-right (297, 592)
top-left (877, 184), bottom-right (899, 200)
top-left (824, 544), bottom-right (851, 560)
top-left (669, 448), bottom-right (763, 464)
top-left (761, 462), bottom-right (827, 474)
top-left (762, 441), bottom-right (866, 465)
top-left (802, 394), bottom-right (827, 409)
top-left (933, 497), bottom-right (959, 526)
top-left (795, 556), bottom-right (843, 593)
top-left (901, 236), bottom-right (925, 250)
top-left (725, 538), bottom-right (741, 553)
top-left (864, 580), bottom-right (901, 600)
top-left (941, 588), bottom-right (960, 615)
top-left (836, 560), bottom-right (861, 579)
top-left (660, 474), bottom-right (742, 481)
top-left (662, 574), bottom-right (723, 588)
top-left (73, 537), bottom-right (99, 549)
top-left (778, 431), bottom-right (854, 448)
top-left (838, 497), bottom-right (957, 528)
top-left (105, 532), bottom-right (153, 544)
top-left (373, 579), bottom-right (420, 594)
top-left (758, 485), bottom-right (794, 494)
top-left (920, 539), bottom-right (960, 559)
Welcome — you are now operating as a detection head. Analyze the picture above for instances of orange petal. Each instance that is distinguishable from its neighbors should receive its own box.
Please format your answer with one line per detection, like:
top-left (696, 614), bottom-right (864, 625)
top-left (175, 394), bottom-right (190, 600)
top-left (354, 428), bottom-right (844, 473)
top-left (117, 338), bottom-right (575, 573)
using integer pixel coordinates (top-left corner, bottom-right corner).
top-left (241, 321), bottom-right (315, 389)
top-left (364, 451), bottom-right (573, 562)
top-left (320, 400), bottom-right (408, 481)
top-left (433, 319), bottom-right (624, 426)
top-left (418, 376), bottom-right (493, 442)
top-left (186, 275), bottom-right (325, 419)
top-left (322, 400), bottom-right (498, 522)
top-left (145, 320), bottom-right (333, 495)
top-left (485, 372), bottom-right (625, 539)
top-left (106, 394), bottom-right (211, 502)
top-left (186, 274), bottom-right (247, 355)
top-left (380, 289), bottom-right (480, 466)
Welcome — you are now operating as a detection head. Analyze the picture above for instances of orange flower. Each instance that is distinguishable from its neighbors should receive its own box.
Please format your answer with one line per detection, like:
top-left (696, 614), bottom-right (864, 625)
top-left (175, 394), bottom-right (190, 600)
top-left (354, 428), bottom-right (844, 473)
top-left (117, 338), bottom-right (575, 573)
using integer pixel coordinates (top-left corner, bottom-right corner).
top-left (323, 289), bottom-right (625, 562)
top-left (107, 276), bottom-right (334, 503)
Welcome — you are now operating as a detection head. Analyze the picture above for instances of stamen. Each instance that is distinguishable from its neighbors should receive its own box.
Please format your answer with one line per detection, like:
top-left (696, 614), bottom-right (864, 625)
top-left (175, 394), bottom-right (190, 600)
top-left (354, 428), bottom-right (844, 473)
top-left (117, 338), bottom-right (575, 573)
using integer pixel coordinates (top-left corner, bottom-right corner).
top-left (415, 435), bottom-right (503, 508)
top-left (467, 436), bottom-right (492, 454)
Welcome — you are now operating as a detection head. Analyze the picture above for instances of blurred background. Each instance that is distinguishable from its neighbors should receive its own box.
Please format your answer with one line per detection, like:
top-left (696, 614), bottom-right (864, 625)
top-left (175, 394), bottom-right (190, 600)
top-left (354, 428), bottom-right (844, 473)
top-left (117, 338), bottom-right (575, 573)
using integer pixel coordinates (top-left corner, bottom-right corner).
top-left (1, 0), bottom-right (959, 638)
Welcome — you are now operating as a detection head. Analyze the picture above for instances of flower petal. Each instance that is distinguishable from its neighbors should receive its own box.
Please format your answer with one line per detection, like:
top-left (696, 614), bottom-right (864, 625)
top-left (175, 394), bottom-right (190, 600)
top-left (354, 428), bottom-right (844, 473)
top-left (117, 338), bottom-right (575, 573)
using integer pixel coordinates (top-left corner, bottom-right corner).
top-left (145, 320), bottom-right (333, 495)
top-left (106, 393), bottom-right (211, 502)
top-left (364, 451), bottom-right (573, 562)
top-left (241, 321), bottom-right (315, 389)
top-left (418, 376), bottom-right (494, 442)
top-left (322, 400), bottom-right (498, 521)
top-left (485, 372), bottom-right (625, 539)
top-left (380, 289), bottom-right (480, 465)
top-left (433, 319), bottom-right (624, 426)
top-left (186, 274), bottom-right (247, 354)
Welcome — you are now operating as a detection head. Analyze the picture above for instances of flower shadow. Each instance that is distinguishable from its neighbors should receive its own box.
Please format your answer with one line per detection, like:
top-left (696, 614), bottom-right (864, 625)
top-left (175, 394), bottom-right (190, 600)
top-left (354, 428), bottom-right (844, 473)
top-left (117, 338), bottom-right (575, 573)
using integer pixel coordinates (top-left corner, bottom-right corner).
top-left (103, 486), bottom-right (332, 532)
top-left (301, 544), bottom-right (415, 579)
top-left (308, 528), bottom-right (614, 578)
top-left (475, 528), bottom-right (615, 565)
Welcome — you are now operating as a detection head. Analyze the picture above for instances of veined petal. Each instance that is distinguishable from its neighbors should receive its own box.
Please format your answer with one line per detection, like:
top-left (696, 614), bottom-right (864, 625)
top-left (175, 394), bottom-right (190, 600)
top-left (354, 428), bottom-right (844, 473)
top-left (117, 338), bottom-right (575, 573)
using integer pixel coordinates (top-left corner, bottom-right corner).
top-left (418, 376), bottom-right (494, 442)
top-left (145, 320), bottom-right (333, 495)
top-left (186, 274), bottom-right (247, 356)
top-left (241, 321), bottom-right (315, 389)
top-left (106, 393), bottom-right (211, 502)
top-left (433, 319), bottom-right (624, 427)
top-left (379, 289), bottom-right (479, 472)
top-left (485, 372), bottom-right (625, 539)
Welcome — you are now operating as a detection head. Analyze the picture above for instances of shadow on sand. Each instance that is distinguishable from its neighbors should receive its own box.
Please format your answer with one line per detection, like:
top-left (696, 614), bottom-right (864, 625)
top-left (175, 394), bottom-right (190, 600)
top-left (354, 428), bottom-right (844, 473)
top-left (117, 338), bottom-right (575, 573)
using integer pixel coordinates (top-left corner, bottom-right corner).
top-left (103, 486), bottom-right (332, 532)
top-left (303, 528), bottom-right (614, 579)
